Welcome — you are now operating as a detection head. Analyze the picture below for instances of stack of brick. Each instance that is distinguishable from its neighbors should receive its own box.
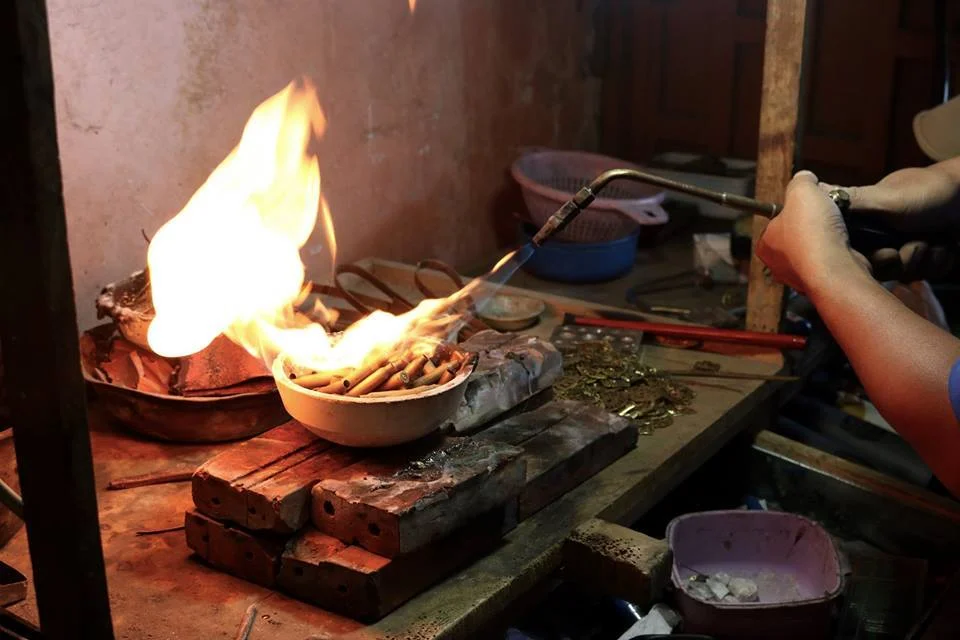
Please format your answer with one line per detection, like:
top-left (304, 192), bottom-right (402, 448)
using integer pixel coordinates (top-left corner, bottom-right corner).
top-left (184, 332), bottom-right (636, 622)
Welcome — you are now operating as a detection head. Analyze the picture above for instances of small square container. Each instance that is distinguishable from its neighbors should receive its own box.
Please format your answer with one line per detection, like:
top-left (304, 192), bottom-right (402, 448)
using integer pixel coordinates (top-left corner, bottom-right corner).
top-left (666, 510), bottom-right (843, 640)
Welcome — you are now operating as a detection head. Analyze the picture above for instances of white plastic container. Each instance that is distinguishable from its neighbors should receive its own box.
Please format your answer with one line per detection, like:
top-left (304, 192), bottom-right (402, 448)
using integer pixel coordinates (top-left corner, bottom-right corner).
top-left (642, 152), bottom-right (756, 220)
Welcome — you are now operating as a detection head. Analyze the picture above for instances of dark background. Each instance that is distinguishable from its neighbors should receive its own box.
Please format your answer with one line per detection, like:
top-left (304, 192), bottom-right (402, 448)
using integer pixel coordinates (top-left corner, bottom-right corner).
top-left (596, 0), bottom-right (958, 186)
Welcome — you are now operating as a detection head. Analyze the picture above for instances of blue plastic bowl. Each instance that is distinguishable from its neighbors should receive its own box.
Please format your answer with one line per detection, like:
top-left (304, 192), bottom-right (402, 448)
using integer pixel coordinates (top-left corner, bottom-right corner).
top-left (520, 224), bottom-right (638, 283)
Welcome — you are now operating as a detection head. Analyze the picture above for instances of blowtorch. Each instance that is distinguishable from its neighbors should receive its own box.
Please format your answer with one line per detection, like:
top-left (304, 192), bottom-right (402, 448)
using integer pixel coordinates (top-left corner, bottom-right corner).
top-left (529, 168), bottom-right (957, 283)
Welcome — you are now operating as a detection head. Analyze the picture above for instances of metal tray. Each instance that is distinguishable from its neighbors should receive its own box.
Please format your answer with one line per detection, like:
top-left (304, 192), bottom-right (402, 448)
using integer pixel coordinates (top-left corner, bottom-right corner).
top-left (81, 324), bottom-right (287, 443)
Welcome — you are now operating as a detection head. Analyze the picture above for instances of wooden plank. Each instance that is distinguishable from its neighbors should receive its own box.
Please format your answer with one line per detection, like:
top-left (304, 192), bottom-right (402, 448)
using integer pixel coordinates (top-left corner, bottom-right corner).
top-left (192, 421), bottom-right (360, 533)
top-left (477, 400), bottom-right (638, 519)
top-left (279, 506), bottom-right (512, 622)
top-left (474, 402), bottom-right (574, 446)
top-left (746, 0), bottom-right (810, 333)
top-left (0, 344), bottom-right (783, 640)
top-left (517, 413), bottom-right (637, 520)
top-left (562, 518), bottom-right (672, 607)
top-left (754, 431), bottom-right (960, 525)
top-left (0, 2), bottom-right (115, 637)
top-left (753, 430), bottom-right (960, 558)
top-left (312, 439), bottom-right (525, 557)
top-left (184, 511), bottom-right (288, 588)
top-left (367, 347), bottom-right (783, 639)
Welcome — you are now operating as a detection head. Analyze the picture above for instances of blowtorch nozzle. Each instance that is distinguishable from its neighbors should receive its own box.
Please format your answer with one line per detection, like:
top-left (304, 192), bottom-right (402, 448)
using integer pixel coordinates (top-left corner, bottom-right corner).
top-left (531, 187), bottom-right (596, 246)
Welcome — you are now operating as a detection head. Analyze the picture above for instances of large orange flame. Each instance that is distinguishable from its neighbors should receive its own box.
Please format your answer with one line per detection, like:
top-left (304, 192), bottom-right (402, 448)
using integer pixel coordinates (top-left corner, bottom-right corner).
top-left (146, 79), bottom-right (463, 374)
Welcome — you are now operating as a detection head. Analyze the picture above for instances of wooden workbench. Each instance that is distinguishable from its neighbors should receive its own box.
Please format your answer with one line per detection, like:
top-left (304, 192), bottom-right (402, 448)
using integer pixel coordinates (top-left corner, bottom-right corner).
top-left (1, 257), bottom-right (786, 638)
top-left (0, 342), bottom-right (782, 639)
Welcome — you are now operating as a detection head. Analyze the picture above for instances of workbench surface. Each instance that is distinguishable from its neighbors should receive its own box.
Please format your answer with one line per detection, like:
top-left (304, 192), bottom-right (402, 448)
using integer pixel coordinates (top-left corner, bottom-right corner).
top-left (0, 344), bottom-right (781, 639)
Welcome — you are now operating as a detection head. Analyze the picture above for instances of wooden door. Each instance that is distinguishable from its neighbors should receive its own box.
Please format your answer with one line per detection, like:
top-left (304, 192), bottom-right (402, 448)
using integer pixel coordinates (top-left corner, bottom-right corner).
top-left (599, 0), bottom-right (960, 186)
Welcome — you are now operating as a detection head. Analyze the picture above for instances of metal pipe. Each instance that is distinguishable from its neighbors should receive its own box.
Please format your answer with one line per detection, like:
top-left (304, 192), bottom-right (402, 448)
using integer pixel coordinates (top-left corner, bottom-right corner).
top-left (0, 480), bottom-right (23, 521)
top-left (530, 168), bottom-right (782, 246)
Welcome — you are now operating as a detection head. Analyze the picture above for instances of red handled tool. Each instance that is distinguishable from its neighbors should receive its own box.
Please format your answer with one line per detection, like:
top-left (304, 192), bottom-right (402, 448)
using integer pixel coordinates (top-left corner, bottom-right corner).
top-left (568, 315), bottom-right (807, 350)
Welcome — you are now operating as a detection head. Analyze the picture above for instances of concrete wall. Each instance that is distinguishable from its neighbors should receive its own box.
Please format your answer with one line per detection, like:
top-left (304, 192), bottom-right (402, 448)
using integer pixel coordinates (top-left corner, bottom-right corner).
top-left (49, 0), bottom-right (599, 328)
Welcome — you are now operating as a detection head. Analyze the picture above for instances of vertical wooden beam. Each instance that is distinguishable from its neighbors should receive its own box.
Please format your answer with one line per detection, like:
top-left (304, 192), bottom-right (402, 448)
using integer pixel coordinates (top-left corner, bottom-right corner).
top-left (746, 0), bottom-right (811, 333)
top-left (0, 2), bottom-right (115, 638)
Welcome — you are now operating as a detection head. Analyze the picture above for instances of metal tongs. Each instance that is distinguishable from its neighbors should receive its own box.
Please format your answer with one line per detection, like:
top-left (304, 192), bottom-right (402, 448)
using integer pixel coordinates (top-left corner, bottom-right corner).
top-left (307, 262), bottom-right (489, 339)
top-left (530, 168), bottom-right (957, 282)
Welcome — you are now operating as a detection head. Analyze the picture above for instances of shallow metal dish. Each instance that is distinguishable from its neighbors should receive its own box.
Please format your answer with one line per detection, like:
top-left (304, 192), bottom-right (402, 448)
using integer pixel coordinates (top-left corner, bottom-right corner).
top-left (81, 325), bottom-right (287, 443)
top-left (477, 294), bottom-right (546, 332)
top-left (273, 353), bottom-right (475, 447)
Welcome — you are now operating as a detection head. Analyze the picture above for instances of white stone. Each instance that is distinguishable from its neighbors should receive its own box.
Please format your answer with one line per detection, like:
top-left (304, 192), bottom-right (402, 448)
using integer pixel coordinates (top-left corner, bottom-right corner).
top-left (728, 577), bottom-right (759, 602)
top-left (616, 603), bottom-right (680, 640)
top-left (686, 580), bottom-right (715, 602)
top-left (706, 576), bottom-right (730, 600)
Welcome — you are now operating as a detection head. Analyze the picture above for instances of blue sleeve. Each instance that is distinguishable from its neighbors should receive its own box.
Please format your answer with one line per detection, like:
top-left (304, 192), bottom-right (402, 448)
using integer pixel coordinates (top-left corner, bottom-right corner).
top-left (950, 358), bottom-right (960, 422)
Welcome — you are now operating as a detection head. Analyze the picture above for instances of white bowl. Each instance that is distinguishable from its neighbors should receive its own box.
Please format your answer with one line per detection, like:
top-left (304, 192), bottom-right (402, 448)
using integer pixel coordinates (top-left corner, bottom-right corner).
top-left (272, 354), bottom-right (474, 447)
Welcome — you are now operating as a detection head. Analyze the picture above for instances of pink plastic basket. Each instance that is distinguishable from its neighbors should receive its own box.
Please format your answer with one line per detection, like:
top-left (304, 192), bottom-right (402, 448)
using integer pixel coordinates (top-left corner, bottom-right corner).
top-left (666, 510), bottom-right (843, 640)
top-left (511, 149), bottom-right (668, 243)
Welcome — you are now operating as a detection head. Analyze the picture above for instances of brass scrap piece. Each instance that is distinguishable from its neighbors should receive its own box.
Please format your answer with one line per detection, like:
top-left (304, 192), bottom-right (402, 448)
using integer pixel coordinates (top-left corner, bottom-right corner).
top-left (693, 360), bottom-right (722, 373)
top-left (554, 341), bottom-right (696, 433)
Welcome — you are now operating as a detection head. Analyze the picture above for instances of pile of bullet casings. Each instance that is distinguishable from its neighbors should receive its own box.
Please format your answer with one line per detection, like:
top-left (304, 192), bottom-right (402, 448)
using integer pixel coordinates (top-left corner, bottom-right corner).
top-left (552, 341), bottom-right (695, 434)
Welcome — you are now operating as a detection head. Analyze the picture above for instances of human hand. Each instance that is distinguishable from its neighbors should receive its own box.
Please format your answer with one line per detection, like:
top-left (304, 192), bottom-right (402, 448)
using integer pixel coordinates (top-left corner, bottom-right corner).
top-left (817, 166), bottom-right (958, 281)
top-left (864, 241), bottom-right (955, 283)
top-left (756, 171), bottom-right (869, 295)
top-left (817, 163), bottom-right (960, 231)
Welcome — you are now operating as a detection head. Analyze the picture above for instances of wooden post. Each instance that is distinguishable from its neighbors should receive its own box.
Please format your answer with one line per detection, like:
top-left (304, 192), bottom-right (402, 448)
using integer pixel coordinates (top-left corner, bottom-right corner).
top-left (563, 518), bottom-right (672, 607)
top-left (746, 0), bottom-right (811, 333)
top-left (0, 2), bottom-right (115, 638)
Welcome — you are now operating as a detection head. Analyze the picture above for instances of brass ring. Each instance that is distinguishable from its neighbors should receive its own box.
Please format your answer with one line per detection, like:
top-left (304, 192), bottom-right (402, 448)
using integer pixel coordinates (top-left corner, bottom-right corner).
top-left (827, 189), bottom-right (851, 213)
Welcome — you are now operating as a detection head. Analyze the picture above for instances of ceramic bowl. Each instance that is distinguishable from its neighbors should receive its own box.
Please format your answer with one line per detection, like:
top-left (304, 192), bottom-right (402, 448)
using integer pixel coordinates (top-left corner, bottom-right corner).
top-left (272, 353), bottom-right (475, 447)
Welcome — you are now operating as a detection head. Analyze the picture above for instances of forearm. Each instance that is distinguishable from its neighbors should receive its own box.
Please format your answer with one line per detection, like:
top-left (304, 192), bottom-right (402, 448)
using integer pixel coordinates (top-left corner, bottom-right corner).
top-left (808, 261), bottom-right (960, 496)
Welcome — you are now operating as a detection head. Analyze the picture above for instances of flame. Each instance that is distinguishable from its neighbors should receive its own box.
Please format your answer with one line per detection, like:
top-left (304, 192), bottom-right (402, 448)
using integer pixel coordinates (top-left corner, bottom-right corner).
top-left (318, 195), bottom-right (337, 269)
top-left (408, 0), bottom-right (416, 13)
top-left (146, 78), bottom-right (467, 376)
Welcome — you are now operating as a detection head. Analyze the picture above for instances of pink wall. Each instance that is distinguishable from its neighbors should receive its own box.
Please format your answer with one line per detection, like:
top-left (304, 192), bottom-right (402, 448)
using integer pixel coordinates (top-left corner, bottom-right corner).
top-left (49, 0), bottom-right (598, 328)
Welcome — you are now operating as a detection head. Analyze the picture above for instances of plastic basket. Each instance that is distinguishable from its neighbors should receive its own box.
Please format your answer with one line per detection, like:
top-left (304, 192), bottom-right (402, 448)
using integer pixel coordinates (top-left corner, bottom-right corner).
top-left (511, 149), bottom-right (668, 243)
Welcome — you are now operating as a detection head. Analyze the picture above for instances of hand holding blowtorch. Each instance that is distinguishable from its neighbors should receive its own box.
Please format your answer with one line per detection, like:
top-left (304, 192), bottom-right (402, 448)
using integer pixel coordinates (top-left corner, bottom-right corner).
top-left (530, 168), bottom-right (958, 284)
